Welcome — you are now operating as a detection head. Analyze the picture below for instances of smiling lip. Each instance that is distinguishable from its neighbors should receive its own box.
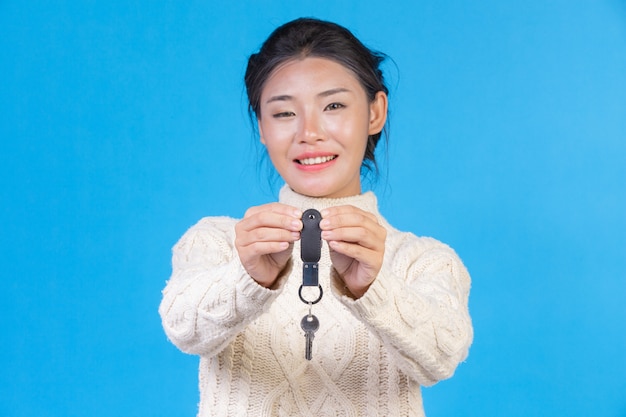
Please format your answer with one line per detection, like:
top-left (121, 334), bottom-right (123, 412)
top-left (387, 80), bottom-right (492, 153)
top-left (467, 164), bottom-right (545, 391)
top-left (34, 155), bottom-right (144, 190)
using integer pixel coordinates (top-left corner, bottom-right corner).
top-left (294, 153), bottom-right (338, 171)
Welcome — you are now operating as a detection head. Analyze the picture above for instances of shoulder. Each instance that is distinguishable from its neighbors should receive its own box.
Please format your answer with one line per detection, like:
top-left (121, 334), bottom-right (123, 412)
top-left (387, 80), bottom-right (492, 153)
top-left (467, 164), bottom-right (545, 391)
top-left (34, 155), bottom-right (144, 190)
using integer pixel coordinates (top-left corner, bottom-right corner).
top-left (384, 224), bottom-right (470, 286)
top-left (386, 227), bottom-right (458, 259)
top-left (182, 216), bottom-right (239, 236)
top-left (392, 230), bottom-right (458, 258)
top-left (172, 216), bottom-right (239, 269)
top-left (380, 217), bottom-right (451, 255)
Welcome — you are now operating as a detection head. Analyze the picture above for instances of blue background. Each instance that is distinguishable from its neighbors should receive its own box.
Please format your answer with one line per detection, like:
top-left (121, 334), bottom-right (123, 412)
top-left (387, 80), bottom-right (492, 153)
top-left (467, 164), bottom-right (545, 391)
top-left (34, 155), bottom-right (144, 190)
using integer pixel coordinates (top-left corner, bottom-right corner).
top-left (1, 1), bottom-right (625, 416)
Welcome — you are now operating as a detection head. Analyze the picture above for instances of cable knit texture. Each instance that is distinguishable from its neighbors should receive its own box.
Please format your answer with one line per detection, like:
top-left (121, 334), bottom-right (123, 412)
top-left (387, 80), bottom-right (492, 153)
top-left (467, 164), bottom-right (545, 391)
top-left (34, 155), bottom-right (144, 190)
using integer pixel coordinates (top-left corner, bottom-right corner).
top-left (159, 186), bottom-right (473, 417)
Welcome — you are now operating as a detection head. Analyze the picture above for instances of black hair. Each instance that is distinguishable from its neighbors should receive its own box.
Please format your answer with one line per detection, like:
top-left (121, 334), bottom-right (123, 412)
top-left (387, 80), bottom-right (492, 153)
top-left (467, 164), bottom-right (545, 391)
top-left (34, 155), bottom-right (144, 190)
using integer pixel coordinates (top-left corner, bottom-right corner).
top-left (244, 17), bottom-right (389, 174)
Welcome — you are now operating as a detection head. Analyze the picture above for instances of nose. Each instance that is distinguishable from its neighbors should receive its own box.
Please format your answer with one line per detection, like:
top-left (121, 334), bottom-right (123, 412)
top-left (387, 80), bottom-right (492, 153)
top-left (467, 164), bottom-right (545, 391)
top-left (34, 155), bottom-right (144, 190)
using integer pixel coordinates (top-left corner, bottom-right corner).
top-left (296, 111), bottom-right (325, 144)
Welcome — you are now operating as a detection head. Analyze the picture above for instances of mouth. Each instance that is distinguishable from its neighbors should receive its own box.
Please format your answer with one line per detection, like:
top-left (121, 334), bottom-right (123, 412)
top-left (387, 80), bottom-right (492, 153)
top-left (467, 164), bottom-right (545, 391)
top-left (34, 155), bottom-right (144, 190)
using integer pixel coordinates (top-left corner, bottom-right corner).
top-left (296, 155), bottom-right (338, 166)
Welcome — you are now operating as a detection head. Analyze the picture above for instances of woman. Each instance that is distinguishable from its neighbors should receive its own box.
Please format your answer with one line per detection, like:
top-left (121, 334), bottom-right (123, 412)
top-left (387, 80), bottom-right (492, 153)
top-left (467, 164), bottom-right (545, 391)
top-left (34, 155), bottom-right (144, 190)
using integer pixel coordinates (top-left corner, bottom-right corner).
top-left (159, 17), bottom-right (472, 417)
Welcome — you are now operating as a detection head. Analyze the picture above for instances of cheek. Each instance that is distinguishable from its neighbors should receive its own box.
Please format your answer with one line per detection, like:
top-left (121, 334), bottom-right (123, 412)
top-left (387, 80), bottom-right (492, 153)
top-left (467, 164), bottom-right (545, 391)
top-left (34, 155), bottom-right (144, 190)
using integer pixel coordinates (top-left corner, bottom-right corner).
top-left (326, 112), bottom-right (370, 151)
top-left (259, 121), bottom-right (291, 154)
top-left (325, 115), bottom-right (355, 136)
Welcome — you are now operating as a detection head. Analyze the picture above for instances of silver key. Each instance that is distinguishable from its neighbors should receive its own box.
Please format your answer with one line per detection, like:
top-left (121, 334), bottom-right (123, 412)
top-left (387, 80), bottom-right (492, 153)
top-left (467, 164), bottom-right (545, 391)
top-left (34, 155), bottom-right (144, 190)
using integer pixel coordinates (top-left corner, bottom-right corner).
top-left (301, 314), bottom-right (319, 360)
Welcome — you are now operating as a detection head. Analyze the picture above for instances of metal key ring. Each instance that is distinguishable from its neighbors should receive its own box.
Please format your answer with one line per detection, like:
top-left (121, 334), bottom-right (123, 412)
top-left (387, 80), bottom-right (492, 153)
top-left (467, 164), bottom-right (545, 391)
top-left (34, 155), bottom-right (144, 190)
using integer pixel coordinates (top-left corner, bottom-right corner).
top-left (298, 284), bottom-right (323, 305)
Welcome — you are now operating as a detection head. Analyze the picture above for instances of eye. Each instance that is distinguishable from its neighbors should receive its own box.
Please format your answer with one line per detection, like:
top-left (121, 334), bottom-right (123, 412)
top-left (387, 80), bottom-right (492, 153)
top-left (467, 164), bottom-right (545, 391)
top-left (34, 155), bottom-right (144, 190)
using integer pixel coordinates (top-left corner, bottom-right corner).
top-left (273, 111), bottom-right (295, 118)
top-left (325, 102), bottom-right (345, 111)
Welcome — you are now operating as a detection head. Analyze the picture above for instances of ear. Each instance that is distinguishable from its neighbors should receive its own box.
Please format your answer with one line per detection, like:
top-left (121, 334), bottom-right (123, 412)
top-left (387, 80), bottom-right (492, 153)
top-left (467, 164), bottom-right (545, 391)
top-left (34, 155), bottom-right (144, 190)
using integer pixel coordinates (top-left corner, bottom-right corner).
top-left (368, 91), bottom-right (388, 135)
top-left (257, 118), bottom-right (266, 145)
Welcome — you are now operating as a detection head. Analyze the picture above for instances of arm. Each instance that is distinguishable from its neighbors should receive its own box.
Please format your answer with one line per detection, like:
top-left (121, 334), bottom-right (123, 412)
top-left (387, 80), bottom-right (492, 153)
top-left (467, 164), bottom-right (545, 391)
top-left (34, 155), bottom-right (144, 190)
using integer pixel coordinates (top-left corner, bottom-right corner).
top-left (333, 233), bottom-right (473, 386)
top-left (158, 217), bottom-right (290, 357)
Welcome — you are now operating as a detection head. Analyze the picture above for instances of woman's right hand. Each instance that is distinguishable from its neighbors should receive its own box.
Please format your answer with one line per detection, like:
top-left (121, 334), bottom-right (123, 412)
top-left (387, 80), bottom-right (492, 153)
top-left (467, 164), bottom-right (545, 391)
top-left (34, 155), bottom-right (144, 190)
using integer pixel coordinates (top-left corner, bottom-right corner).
top-left (235, 203), bottom-right (302, 288)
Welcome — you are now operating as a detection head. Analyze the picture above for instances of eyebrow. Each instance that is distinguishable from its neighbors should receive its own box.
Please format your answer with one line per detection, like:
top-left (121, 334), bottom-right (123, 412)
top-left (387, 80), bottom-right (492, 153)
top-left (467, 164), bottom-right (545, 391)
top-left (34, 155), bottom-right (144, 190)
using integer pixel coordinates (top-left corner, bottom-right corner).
top-left (265, 87), bottom-right (352, 104)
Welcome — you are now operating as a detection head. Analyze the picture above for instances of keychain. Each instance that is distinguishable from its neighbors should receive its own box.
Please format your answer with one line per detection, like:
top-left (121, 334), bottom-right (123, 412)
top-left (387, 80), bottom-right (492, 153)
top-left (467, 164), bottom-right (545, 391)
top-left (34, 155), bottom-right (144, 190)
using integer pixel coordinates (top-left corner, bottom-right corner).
top-left (299, 208), bottom-right (322, 360)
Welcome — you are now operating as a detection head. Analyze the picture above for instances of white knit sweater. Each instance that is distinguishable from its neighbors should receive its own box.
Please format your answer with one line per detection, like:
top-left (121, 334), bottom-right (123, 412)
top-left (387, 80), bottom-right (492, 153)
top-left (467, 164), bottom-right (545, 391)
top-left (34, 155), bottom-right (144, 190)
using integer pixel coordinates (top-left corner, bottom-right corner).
top-left (159, 186), bottom-right (472, 417)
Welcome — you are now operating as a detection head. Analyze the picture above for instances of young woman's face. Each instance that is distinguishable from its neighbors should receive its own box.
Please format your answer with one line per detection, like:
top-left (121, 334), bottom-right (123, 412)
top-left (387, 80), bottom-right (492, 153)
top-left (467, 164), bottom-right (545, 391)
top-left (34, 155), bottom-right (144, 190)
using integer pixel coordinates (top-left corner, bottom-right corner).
top-left (258, 57), bottom-right (387, 199)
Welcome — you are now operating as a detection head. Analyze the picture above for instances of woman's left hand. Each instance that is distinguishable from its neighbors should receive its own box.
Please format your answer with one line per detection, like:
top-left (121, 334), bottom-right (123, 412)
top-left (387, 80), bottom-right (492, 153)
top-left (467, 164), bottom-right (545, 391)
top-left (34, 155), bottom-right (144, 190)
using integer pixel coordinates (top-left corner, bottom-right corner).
top-left (320, 205), bottom-right (386, 299)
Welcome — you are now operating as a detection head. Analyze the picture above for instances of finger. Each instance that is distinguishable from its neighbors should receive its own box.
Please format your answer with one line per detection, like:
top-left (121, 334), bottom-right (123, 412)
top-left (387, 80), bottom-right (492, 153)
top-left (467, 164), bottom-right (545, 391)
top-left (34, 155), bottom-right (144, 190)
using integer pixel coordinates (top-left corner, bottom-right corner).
top-left (240, 212), bottom-right (302, 233)
top-left (240, 240), bottom-right (293, 258)
top-left (320, 206), bottom-right (378, 230)
top-left (244, 202), bottom-right (302, 219)
top-left (237, 226), bottom-right (300, 247)
top-left (322, 226), bottom-right (385, 250)
top-left (240, 205), bottom-right (303, 232)
top-left (327, 240), bottom-right (382, 269)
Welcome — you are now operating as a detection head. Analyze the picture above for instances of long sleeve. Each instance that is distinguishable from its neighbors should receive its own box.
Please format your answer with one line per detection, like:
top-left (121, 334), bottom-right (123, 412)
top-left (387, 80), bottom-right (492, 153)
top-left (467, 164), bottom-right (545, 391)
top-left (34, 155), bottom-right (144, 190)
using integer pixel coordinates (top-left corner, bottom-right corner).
top-left (334, 231), bottom-right (473, 387)
top-left (160, 186), bottom-right (472, 417)
top-left (158, 216), bottom-right (288, 357)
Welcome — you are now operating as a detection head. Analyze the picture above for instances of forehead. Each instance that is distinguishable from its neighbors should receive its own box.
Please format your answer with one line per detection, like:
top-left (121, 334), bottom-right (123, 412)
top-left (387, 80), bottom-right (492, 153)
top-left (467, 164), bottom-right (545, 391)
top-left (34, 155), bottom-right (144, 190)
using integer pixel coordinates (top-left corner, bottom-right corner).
top-left (261, 57), bottom-right (363, 98)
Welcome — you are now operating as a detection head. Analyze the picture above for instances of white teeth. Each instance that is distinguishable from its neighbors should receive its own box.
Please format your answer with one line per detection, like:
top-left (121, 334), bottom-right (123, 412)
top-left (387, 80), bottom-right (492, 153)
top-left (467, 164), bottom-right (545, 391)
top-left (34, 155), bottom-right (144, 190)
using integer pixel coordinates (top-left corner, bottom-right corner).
top-left (299, 155), bottom-right (336, 165)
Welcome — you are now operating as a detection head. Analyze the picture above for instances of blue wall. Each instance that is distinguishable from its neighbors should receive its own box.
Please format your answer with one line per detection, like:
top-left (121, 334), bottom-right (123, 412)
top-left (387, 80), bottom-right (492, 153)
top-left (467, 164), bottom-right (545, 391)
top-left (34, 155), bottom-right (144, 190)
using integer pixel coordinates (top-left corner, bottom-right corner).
top-left (1, 1), bottom-right (624, 416)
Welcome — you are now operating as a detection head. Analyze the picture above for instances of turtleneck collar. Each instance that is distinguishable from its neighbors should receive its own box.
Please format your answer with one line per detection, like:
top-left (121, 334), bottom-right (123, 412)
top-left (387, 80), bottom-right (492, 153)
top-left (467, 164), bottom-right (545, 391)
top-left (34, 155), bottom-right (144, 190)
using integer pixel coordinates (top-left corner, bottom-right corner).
top-left (278, 185), bottom-right (380, 216)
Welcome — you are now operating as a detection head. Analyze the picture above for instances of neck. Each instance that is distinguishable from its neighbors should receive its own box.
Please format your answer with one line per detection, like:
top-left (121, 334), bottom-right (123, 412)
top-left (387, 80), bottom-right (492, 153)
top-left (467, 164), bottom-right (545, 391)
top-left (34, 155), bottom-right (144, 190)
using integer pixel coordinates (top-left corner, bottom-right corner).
top-left (278, 185), bottom-right (380, 216)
